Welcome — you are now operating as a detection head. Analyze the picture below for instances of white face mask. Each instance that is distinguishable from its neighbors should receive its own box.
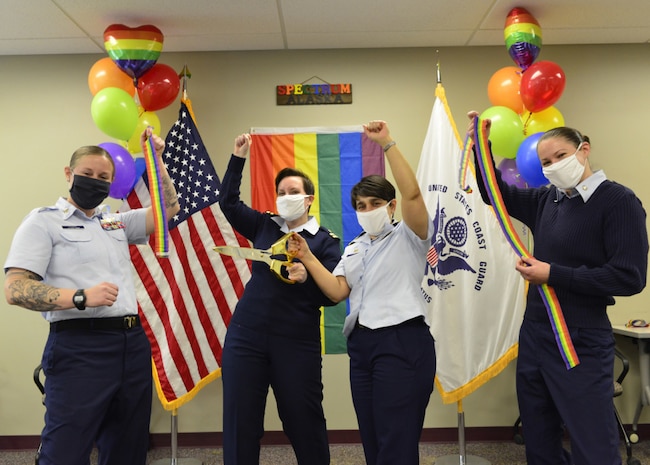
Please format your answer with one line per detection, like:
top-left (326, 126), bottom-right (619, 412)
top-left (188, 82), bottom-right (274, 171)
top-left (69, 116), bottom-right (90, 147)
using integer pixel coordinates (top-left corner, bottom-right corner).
top-left (356, 203), bottom-right (392, 236)
top-left (276, 194), bottom-right (308, 222)
top-left (541, 143), bottom-right (586, 190)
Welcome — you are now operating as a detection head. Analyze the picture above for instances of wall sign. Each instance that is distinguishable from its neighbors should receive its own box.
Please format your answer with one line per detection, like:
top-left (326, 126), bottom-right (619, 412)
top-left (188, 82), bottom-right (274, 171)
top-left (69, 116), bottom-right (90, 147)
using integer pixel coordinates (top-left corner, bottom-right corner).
top-left (276, 83), bottom-right (352, 105)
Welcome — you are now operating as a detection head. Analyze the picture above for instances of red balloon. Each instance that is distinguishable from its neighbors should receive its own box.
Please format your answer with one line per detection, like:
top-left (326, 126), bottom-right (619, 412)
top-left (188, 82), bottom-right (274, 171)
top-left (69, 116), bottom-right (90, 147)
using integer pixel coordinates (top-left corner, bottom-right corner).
top-left (137, 64), bottom-right (180, 111)
top-left (520, 61), bottom-right (566, 113)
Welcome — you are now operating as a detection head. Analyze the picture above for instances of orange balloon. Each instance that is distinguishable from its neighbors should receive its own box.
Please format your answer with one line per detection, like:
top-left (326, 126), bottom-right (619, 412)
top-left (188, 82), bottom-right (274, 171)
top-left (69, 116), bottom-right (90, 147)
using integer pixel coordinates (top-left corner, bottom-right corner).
top-left (88, 57), bottom-right (136, 97)
top-left (487, 66), bottom-right (524, 114)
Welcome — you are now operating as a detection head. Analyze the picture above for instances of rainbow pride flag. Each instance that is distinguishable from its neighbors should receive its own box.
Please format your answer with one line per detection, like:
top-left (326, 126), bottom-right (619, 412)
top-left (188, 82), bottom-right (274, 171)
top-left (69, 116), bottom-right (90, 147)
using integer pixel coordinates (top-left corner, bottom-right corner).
top-left (250, 127), bottom-right (385, 353)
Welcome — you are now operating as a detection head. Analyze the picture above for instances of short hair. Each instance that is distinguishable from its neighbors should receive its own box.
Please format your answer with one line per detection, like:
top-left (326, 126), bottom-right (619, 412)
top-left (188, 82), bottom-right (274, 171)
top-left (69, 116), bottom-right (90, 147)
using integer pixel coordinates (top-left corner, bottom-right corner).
top-left (274, 168), bottom-right (315, 195)
top-left (350, 175), bottom-right (395, 210)
top-left (538, 127), bottom-right (591, 150)
top-left (69, 146), bottom-right (115, 175)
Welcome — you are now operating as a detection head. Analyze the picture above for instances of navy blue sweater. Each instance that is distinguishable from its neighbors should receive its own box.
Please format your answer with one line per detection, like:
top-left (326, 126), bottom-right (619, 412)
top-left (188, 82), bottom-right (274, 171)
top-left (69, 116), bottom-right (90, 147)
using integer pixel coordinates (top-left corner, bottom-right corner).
top-left (219, 155), bottom-right (342, 340)
top-left (476, 155), bottom-right (648, 328)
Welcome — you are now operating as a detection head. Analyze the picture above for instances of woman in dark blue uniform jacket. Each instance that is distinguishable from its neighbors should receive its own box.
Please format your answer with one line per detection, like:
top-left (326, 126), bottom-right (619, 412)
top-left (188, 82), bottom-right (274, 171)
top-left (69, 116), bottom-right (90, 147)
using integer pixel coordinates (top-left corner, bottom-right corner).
top-left (219, 133), bottom-right (341, 465)
top-left (467, 112), bottom-right (648, 465)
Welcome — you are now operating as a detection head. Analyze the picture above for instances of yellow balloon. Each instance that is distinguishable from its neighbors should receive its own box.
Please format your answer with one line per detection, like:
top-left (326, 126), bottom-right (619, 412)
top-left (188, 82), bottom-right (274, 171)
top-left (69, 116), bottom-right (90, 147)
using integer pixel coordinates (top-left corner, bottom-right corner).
top-left (523, 106), bottom-right (565, 136)
top-left (127, 108), bottom-right (161, 154)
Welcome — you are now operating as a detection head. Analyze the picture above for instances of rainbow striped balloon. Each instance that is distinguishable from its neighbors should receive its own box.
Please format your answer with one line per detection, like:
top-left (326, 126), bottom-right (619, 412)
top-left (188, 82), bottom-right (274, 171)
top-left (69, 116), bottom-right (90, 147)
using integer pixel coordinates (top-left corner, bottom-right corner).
top-left (504, 7), bottom-right (542, 71)
top-left (104, 24), bottom-right (164, 81)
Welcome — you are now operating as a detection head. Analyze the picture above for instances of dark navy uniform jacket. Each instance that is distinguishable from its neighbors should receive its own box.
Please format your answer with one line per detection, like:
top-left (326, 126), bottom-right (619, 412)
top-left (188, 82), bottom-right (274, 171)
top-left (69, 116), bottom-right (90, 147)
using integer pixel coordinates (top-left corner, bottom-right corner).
top-left (219, 155), bottom-right (342, 341)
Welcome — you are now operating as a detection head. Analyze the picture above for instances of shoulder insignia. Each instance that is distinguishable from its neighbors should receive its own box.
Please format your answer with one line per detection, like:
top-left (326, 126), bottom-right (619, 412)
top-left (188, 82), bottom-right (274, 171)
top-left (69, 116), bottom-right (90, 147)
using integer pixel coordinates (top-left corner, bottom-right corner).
top-left (328, 230), bottom-right (340, 240)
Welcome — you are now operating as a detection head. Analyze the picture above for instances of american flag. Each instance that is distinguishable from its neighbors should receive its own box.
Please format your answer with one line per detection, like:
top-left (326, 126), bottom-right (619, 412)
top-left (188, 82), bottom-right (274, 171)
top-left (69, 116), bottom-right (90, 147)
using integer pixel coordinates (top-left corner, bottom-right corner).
top-left (426, 245), bottom-right (439, 268)
top-left (122, 98), bottom-right (251, 410)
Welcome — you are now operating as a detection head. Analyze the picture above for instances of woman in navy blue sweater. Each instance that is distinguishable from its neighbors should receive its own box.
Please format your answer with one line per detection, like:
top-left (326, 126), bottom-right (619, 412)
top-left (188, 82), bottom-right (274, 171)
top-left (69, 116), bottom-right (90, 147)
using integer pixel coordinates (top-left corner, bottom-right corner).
top-left (467, 111), bottom-right (648, 465)
top-left (219, 134), bottom-right (341, 465)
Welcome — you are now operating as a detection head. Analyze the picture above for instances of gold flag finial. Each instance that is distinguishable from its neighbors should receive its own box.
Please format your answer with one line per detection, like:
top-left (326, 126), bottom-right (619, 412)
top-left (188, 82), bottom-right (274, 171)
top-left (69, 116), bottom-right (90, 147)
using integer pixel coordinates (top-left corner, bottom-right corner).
top-left (179, 65), bottom-right (192, 98)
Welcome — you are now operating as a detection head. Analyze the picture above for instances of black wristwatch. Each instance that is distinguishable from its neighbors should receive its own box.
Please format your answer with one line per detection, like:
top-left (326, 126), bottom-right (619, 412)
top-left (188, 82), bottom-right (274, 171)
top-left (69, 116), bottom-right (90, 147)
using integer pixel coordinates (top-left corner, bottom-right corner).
top-left (73, 289), bottom-right (86, 311)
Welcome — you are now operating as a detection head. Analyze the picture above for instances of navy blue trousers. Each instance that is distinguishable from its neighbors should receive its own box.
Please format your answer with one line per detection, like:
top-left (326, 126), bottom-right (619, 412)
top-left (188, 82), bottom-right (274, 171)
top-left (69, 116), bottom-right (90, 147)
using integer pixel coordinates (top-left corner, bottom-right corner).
top-left (38, 325), bottom-right (152, 465)
top-left (221, 323), bottom-right (329, 465)
top-left (517, 319), bottom-right (621, 465)
top-left (347, 318), bottom-right (435, 465)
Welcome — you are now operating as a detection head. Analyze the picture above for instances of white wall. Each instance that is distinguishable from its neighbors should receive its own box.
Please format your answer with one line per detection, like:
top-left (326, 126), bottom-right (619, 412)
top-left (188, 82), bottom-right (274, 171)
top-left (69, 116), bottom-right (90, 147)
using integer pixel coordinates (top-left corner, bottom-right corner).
top-left (1, 43), bottom-right (649, 436)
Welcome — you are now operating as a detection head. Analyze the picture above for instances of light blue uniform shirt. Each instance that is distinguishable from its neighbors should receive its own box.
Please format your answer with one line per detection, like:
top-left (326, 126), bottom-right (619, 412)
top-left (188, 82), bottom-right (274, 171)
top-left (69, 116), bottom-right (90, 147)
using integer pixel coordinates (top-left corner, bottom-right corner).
top-left (556, 170), bottom-right (607, 203)
top-left (4, 197), bottom-right (149, 322)
top-left (335, 219), bottom-right (433, 337)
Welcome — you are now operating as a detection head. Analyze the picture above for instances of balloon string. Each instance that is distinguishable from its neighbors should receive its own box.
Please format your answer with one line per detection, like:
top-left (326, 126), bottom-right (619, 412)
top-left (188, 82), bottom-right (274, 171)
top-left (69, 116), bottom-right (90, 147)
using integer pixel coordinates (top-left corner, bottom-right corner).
top-left (522, 111), bottom-right (532, 135)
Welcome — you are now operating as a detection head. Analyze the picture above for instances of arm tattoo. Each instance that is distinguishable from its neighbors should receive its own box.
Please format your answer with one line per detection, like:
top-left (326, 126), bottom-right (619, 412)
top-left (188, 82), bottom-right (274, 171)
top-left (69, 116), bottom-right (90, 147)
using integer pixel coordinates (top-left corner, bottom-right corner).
top-left (5, 269), bottom-right (61, 312)
top-left (162, 174), bottom-right (179, 209)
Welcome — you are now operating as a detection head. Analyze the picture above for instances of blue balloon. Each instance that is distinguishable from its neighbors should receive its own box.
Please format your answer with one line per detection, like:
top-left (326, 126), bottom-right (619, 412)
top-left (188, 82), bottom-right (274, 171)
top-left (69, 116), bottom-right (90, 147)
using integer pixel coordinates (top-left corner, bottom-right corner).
top-left (516, 132), bottom-right (548, 188)
top-left (134, 157), bottom-right (147, 185)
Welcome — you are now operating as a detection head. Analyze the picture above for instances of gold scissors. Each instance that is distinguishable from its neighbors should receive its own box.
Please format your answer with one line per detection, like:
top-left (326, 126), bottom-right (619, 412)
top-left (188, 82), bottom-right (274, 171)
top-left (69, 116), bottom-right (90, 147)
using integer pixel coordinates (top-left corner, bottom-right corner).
top-left (213, 233), bottom-right (296, 283)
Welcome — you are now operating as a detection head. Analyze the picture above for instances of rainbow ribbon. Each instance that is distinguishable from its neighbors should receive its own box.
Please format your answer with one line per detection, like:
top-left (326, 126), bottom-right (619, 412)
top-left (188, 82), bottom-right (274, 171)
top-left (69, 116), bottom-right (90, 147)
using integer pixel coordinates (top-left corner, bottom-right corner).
top-left (465, 117), bottom-right (579, 369)
top-left (142, 130), bottom-right (169, 258)
top-left (459, 138), bottom-right (473, 194)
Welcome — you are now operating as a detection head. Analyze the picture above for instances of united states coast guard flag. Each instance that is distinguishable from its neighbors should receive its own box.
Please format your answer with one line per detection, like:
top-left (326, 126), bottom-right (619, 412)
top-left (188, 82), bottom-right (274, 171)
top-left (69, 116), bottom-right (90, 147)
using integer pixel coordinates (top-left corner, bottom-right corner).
top-left (122, 97), bottom-right (251, 410)
top-left (249, 127), bottom-right (384, 354)
top-left (416, 84), bottom-right (526, 403)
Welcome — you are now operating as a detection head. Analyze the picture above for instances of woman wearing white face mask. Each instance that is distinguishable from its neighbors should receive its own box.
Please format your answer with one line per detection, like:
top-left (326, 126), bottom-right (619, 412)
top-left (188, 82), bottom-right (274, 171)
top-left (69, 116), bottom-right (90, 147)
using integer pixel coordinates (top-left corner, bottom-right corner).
top-left (218, 133), bottom-right (341, 465)
top-left (288, 121), bottom-right (435, 465)
top-left (467, 112), bottom-right (649, 465)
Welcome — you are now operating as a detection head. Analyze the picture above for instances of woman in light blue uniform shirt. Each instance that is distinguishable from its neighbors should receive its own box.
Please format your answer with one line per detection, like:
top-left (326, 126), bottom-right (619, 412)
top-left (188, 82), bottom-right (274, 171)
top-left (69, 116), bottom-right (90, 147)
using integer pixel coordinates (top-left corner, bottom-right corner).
top-left (288, 120), bottom-right (435, 465)
top-left (4, 128), bottom-right (180, 465)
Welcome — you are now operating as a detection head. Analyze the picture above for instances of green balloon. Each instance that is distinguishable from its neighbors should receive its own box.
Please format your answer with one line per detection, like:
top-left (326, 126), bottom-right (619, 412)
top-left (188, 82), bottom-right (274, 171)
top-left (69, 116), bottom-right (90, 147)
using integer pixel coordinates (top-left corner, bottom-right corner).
top-left (479, 106), bottom-right (524, 159)
top-left (91, 87), bottom-right (139, 140)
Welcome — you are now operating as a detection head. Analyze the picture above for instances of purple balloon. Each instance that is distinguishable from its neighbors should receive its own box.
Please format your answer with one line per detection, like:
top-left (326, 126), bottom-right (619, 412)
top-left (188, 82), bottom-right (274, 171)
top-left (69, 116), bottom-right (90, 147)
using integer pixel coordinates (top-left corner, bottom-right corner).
top-left (99, 142), bottom-right (137, 199)
top-left (515, 132), bottom-right (549, 187)
top-left (498, 158), bottom-right (527, 188)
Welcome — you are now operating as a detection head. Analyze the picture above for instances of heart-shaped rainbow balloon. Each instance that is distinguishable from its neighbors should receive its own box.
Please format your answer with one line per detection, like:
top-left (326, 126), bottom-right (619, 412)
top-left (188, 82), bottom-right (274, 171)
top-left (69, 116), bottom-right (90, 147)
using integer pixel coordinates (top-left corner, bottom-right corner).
top-left (504, 7), bottom-right (542, 71)
top-left (104, 24), bottom-right (164, 82)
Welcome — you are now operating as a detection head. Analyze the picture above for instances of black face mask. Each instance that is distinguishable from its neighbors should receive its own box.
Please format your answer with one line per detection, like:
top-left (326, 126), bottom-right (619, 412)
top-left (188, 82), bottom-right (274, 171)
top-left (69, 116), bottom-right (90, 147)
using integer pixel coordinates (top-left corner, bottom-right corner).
top-left (69, 175), bottom-right (111, 210)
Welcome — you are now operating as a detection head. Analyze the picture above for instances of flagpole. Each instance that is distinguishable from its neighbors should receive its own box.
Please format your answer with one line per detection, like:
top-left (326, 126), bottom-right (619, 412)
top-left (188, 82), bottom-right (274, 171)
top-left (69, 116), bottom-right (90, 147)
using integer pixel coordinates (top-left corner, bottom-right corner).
top-left (433, 401), bottom-right (491, 465)
top-left (150, 409), bottom-right (203, 465)
top-left (432, 57), bottom-right (490, 465)
top-left (148, 72), bottom-right (201, 464)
